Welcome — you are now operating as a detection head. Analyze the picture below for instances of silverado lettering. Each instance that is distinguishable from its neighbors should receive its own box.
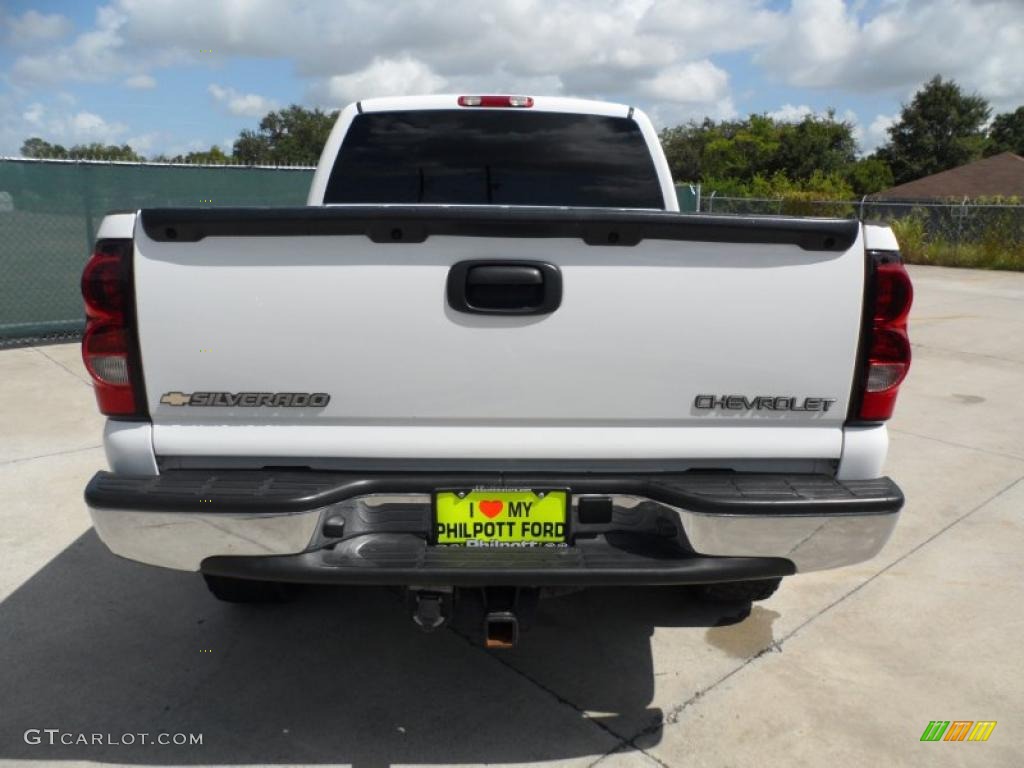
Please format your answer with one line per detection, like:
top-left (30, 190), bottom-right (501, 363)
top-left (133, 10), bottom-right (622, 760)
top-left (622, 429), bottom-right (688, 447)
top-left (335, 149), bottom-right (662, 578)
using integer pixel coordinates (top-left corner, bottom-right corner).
top-left (160, 391), bottom-right (330, 407)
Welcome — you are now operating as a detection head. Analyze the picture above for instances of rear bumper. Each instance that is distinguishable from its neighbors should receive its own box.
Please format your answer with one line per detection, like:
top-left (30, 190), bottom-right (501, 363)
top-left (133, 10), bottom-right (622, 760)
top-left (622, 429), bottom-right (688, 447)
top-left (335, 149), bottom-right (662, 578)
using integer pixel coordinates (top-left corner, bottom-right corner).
top-left (86, 470), bottom-right (903, 583)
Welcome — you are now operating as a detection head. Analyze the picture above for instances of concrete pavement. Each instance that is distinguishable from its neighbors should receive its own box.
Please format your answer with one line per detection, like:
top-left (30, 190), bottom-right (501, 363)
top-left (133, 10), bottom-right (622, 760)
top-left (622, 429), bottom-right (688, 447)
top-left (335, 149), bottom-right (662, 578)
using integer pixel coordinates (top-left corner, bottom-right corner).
top-left (0, 264), bottom-right (1021, 767)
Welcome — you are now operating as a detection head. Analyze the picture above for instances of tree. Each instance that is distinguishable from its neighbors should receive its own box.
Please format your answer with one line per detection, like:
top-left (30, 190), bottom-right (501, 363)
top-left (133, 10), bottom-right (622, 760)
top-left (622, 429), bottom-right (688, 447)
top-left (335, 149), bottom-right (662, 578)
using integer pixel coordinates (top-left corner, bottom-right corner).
top-left (701, 114), bottom-right (781, 181)
top-left (20, 137), bottom-right (142, 161)
top-left (773, 110), bottom-right (857, 180)
top-left (65, 143), bottom-right (143, 161)
top-left (845, 156), bottom-right (895, 195)
top-left (161, 145), bottom-right (231, 164)
top-left (985, 107), bottom-right (1024, 156)
top-left (659, 112), bottom-right (858, 185)
top-left (660, 117), bottom-right (781, 183)
top-left (659, 120), bottom-right (713, 183)
top-left (20, 137), bottom-right (69, 158)
top-left (702, 170), bottom-right (855, 199)
top-left (232, 105), bottom-right (338, 165)
top-left (876, 75), bottom-right (991, 184)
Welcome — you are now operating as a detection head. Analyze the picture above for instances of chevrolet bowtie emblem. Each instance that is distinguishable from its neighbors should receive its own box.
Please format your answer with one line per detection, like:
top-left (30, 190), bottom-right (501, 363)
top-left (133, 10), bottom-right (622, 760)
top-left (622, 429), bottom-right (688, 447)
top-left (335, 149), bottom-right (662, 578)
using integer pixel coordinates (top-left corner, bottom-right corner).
top-left (160, 391), bottom-right (192, 406)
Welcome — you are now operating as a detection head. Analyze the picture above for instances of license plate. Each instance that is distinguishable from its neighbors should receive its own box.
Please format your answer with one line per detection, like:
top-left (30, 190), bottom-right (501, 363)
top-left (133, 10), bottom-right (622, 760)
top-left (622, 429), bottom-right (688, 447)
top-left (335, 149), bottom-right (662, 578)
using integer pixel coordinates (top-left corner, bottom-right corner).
top-left (434, 489), bottom-right (568, 546)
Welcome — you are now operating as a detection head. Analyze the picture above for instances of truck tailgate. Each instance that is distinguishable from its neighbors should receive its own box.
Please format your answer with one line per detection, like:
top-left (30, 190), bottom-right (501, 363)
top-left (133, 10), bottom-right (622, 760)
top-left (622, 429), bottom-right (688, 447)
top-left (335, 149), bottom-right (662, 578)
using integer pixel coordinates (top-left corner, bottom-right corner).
top-left (132, 207), bottom-right (864, 461)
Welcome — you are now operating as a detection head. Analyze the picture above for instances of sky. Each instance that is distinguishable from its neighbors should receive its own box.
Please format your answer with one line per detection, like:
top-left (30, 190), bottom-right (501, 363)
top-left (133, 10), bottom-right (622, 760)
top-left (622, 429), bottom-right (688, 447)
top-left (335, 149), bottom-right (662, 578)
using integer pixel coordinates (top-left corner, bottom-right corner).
top-left (1, 0), bottom-right (1022, 159)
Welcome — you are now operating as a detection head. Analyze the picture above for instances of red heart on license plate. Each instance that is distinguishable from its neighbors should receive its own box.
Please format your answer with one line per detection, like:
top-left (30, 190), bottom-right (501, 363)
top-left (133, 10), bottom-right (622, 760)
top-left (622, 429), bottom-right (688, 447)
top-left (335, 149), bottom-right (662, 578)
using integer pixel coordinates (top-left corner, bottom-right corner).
top-left (479, 500), bottom-right (503, 518)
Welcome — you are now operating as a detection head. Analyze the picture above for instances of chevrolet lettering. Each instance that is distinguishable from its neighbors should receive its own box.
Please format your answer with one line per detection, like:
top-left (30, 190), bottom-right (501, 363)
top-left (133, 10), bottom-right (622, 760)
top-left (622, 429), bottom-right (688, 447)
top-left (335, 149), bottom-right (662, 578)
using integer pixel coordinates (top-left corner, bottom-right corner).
top-left (694, 395), bottom-right (838, 412)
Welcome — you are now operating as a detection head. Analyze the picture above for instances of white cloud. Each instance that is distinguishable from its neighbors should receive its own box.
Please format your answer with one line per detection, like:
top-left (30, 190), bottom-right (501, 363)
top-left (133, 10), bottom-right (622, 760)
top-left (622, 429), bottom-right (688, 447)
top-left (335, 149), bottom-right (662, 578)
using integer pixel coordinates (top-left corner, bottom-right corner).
top-left (757, 0), bottom-right (1024, 111)
top-left (0, 92), bottom-right (24, 155)
top-left (69, 113), bottom-right (102, 134)
top-left (22, 103), bottom-right (45, 126)
top-left (316, 56), bottom-right (447, 105)
top-left (5, 10), bottom-right (73, 44)
top-left (124, 132), bottom-right (159, 156)
top-left (864, 113), bottom-right (896, 153)
top-left (124, 132), bottom-right (217, 158)
top-left (14, 103), bottom-right (128, 146)
top-left (765, 103), bottom-right (858, 126)
top-left (640, 60), bottom-right (729, 105)
top-left (13, 6), bottom-right (129, 84)
top-left (124, 74), bottom-right (156, 89)
top-left (756, 0), bottom-right (859, 86)
top-left (637, 0), bottom-right (785, 56)
top-left (10, 0), bottom-right (740, 117)
top-left (638, 60), bottom-right (736, 124)
top-left (21, 0), bottom-right (1021, 131)
top-left (10, 4), bottom-right (186, 85)
top-left (6, 0), bottom-right (1023, 156)
top-left (766, 104), bottom-right (815, 122)
top-left (208, 84), bottom-right (278, 117)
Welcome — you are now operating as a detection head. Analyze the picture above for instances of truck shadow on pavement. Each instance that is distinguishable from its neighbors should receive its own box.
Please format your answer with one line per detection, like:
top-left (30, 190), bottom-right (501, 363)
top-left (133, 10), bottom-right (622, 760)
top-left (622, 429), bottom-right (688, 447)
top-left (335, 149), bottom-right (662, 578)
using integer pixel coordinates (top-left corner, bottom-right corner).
top-left (0, 531), bottom-right (753, 767)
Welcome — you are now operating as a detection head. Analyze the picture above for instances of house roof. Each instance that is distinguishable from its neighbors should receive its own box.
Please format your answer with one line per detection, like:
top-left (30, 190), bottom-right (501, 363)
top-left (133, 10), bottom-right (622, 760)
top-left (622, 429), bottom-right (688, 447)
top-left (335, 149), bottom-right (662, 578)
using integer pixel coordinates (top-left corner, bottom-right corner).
top-left (875, 152), bottom-right (1024, 200)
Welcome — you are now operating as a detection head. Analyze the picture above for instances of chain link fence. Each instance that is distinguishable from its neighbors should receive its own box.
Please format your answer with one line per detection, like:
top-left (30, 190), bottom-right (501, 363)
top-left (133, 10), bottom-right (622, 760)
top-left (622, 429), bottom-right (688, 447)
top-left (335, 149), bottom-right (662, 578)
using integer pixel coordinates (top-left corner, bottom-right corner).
top-left (699, 195), bottom-right (1024, 270)
top-left (0, 158), bottom-right (315, 347)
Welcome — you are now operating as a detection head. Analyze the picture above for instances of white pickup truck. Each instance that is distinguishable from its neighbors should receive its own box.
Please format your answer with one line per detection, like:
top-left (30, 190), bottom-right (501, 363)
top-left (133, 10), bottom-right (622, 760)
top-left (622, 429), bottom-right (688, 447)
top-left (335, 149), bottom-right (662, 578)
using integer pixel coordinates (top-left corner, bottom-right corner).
top-left (82, 95), bottom-right (911, 646)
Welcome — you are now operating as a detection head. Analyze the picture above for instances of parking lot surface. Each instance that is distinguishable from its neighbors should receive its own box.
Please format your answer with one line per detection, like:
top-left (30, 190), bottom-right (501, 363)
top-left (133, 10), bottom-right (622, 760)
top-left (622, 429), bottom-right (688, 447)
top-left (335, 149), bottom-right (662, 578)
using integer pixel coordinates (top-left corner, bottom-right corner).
top-left (1, 264), bottom-right (1021, 767)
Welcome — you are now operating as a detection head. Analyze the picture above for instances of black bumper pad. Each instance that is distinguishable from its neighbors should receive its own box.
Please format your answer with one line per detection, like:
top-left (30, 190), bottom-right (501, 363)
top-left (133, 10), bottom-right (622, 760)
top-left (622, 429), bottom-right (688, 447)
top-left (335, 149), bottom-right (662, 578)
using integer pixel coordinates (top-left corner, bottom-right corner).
top-left (86, 470), bottom-right (903, 516)
top-left (201, 534), bottom-right (795, 587)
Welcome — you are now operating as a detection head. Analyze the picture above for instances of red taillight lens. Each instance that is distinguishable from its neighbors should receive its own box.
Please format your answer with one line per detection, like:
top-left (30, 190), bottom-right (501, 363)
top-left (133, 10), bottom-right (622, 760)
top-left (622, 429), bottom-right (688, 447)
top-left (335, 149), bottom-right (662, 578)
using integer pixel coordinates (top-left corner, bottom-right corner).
top-left (857, 257), bottom-right (912, 421)
top-left (82, 247), bottom-right (128, 318)
top-left (873, 262), bottom-right (913, 325)
top-left (458, 95), bottom-right (534, 108)
top-left (81, 239), bottom-right (146, 417)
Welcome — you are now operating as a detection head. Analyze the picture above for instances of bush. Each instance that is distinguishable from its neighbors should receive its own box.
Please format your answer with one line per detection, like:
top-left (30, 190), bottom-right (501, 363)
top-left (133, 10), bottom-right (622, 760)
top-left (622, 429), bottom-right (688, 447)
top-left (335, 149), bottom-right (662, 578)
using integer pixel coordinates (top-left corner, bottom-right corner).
top-left (888, 204), bottom-right (1024, 271)
top-left (701, 171), bottom-right (856, 217)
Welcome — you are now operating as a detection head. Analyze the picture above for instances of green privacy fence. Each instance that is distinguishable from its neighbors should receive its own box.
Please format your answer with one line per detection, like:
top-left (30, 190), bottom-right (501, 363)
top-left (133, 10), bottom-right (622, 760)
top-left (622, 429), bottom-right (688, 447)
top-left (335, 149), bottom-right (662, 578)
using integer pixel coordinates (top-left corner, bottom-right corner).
top-left (675, 184), bottom-right (700, 213)
top-left (0, 158), bottom-right (315, 347)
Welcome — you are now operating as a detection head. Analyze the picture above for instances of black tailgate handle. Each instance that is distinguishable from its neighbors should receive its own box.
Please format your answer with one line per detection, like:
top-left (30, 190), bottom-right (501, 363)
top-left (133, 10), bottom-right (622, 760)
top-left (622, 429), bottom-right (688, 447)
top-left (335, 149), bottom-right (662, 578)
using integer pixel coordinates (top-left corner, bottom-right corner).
top-left (447, 260), bottom-right (562, 315)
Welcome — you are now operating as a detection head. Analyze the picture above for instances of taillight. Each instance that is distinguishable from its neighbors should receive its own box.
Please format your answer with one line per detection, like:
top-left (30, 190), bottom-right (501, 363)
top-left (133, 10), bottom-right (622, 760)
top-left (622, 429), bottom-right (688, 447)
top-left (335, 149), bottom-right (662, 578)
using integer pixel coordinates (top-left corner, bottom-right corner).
top-left (873, 262), bottom-right (913, 325)
top-left (458, 95), bottom-right (534, 108)
top-left (81, 239), bottom-right (147, 417)
top-left (855, 254), bottom-right (913, 421)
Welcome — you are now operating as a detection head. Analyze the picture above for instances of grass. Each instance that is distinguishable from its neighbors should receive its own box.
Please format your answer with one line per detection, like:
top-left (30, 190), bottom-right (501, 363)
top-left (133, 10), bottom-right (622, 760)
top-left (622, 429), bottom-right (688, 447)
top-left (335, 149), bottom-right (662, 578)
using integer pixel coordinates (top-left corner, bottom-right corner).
top-left (889, 211), bottom-right (1024, 271)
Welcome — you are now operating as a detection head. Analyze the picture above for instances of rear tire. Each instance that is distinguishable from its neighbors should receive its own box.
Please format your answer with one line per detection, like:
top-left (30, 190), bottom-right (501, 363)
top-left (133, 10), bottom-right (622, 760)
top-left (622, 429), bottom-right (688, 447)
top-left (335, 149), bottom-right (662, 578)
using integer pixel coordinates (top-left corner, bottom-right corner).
top-left (694, 578), bottom-right (781, 604)
top-left (202, 574), bottom-right (297, 603)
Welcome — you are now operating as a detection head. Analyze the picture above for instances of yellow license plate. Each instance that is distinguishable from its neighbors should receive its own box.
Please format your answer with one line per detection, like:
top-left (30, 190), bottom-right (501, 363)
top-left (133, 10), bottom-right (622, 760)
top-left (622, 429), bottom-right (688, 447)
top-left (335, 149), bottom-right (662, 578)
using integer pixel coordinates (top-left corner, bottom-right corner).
top-left (434, 489), bottom-right (568, 545)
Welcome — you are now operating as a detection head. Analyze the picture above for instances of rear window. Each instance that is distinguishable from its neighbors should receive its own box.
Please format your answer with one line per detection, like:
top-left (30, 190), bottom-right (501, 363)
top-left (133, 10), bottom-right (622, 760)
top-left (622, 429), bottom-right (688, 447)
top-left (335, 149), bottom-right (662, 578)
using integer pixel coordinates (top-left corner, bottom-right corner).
top-left (324, 110), bottom-right (664, 208)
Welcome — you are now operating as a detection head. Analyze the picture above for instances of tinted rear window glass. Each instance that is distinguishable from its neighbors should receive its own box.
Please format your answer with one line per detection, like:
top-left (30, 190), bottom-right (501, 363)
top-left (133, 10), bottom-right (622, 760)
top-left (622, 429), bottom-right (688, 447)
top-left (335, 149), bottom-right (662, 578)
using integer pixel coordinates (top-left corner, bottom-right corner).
top-left (324, 110), bottom-right (663, 208)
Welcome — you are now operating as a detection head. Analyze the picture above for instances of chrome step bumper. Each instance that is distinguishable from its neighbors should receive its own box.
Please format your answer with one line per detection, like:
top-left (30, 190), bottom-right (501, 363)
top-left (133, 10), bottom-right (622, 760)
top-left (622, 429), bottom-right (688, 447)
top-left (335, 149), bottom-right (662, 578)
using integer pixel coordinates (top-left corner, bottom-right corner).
top-left (86, 471), bottom-right (903, 577)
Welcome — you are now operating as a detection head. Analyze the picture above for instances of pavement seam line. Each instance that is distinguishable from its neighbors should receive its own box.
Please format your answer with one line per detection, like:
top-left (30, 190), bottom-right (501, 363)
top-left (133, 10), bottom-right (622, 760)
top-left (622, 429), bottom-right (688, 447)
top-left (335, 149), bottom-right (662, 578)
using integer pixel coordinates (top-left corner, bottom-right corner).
top-left (889, 426), bottom-right (1024, 463)
top-left (0, 444), bottom-right (104, 467)
top-left (446, 624), bottom-right (668, 768)
top-left (31, 345), bottom-right (93, 388)
top-left (606, 472), bottom-right (1024, 754)
top-left (590, 740), bottom-right (671, 768)
top-left (773, 471), bottom-right (1024, 647)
